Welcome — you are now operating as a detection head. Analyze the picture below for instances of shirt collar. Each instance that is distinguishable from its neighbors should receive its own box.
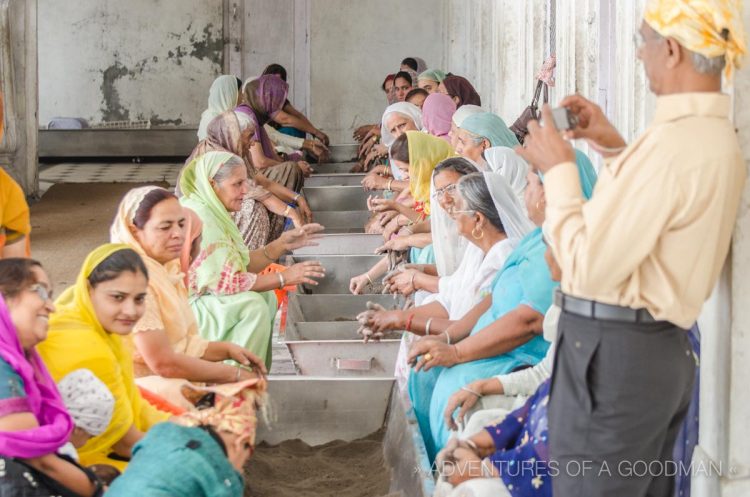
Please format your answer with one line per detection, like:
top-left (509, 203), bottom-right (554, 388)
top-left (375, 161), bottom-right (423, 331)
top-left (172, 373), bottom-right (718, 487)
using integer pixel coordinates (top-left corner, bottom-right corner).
top-left (653, 92), bottom-right (731, 124)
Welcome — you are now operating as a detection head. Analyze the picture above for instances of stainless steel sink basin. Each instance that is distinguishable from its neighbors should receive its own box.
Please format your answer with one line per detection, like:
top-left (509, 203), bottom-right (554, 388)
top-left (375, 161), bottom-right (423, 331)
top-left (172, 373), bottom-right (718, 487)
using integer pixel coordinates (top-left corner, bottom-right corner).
top-left (286, 294), bottom-right (403, 323)
top-left (287, 254), bottom-right (384, 294)
top-left (326, 144), bottom-right (359, 163)
top-left (305, 173), bottom-right (365, 187)
top-left (313, 211), bottom-right (370, 233)
top-left (293, 233), bottom-right (382, 256)
top-left (304, 185), bottom-right (371, 211)
top-left (312, 162), bottom-right (358, 174)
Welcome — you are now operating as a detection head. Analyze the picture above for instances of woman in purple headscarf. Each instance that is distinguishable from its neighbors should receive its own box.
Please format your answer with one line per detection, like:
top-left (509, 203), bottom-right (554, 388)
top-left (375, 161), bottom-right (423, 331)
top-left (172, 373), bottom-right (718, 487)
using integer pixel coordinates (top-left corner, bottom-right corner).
top-left (440, 75), bottom-right (482, 108)
top-left (235, 75), bottom-right (310, 193)
top-left (0, 258), bottom-right (103, 497)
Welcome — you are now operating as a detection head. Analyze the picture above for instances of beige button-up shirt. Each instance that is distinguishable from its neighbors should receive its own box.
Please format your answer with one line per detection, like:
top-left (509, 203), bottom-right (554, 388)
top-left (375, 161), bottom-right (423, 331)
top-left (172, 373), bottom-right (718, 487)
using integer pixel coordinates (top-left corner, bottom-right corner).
top-left (544, 92), bottom-right (745, 329)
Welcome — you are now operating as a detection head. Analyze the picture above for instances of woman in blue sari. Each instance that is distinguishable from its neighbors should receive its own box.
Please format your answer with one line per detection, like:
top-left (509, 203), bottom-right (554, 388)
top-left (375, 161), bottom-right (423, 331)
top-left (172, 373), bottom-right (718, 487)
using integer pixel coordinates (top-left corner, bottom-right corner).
top-left (407, 151), bottom-right (596, 460)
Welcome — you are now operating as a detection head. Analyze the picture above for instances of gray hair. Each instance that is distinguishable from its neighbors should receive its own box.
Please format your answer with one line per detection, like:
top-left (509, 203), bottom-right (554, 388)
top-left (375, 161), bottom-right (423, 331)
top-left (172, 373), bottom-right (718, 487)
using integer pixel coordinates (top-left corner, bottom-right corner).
top-left (689, 51), bottom-right (726, 75)
top-left (211, 155), bottom-right (246, 183)
top-left (457, 173), bottom-right (504, 232)
top-left (652, 31), bottom-right (726, 75)
top-left (461, 128), bottom-right (487, 145)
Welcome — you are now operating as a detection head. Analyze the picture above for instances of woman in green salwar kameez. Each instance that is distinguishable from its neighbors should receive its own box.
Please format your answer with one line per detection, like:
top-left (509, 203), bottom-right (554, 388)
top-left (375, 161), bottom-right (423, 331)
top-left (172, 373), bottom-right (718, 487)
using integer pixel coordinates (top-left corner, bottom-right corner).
top-left (179, 151), bottom-right (325, 367)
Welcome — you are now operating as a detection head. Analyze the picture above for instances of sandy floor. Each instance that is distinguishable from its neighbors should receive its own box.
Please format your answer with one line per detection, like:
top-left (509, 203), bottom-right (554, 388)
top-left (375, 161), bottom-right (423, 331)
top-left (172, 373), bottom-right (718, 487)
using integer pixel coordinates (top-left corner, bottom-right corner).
top-left (244, 430), bottom-right (390, 497)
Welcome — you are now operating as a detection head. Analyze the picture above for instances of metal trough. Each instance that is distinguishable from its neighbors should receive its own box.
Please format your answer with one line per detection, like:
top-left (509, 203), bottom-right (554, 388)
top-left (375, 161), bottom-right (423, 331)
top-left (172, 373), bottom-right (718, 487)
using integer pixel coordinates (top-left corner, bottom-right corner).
top-left (313, 211), bottom-right (370, 233)
top-left (287, 254), bottom-right (384, 294)
top-left (305, 173), bottom-right (365, 187)
top-left (255, 378), bottom-right (434, 497)
top-left (286, 293), bottom-right (403, 323)
top-left (304, 185), bottom-right (371, 212)
top-left (326, 144), bottom-right (359, 163)
top-left (284, 322), bottom-right (400, 377)
top-left (293, 233), bottom-right (382, 255)
top-left (313, 162), bottom-right (359, 174)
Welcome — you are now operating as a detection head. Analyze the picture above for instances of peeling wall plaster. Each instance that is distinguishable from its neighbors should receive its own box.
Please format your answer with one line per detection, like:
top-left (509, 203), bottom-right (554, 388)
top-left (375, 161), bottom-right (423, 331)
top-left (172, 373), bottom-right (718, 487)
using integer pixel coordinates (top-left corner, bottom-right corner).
top-left (38, 0), bottom-right (223, 127)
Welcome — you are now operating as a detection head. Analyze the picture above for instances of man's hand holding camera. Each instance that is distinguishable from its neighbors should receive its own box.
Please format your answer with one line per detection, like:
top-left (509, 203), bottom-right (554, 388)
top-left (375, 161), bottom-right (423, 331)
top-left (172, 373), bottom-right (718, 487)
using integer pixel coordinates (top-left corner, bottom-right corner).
top-left (517, 96), bottom-right (628, 173)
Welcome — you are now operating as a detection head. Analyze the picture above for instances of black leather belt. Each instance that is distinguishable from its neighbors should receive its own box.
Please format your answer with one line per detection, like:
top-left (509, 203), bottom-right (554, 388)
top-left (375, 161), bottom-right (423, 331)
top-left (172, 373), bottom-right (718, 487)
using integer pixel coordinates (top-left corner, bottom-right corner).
top-left (555, 290), bottom-right (656, 323)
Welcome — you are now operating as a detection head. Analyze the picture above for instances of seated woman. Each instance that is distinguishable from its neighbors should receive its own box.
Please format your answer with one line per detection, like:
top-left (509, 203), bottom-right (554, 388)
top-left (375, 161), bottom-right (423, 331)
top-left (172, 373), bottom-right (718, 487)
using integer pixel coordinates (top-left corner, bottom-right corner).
top-left (261, 63), bottom-right (330, 146)
top-left (449, 104), bottom-right (483, 148)
top-left (392, 71), bottom-right (414, 103)
top-left (38, 245), bottom-right (172, 470)
top-left (351, 132), bottom-right (454, 294)
top-left (0, 92), bottom-right (31, 258)
top-left (0, 169), bottom-right (30, 258)
top-left (405, 158), bottom-right (597, 460)
top-left (352, 74), bottom-right (396, 143)
top-left (199, 75), bottom-right (325, 160)
top-left (0, 258), bottom-right (104, 497)
top-left (106, 379), bottom-right (265, 497)
top-left (179, 151), bottom-right (324, 364)
top-left (362, 171), bottom-right (533, 389)
top-left (186, 110), bottom-right (312, 249)
top-left (361, 101), bottom-right (423, 190)
top-left (401, 56), bottom-right (428, 75)
top-left (418, 69), bottom-right (448, 94)
top-left (422, 93), bottom-right (457, 143)
top-left (455, 112), bottom-right (520, 169)
top-left (440, 75), bottom-right (482, 107)
top-left (110, 186), bottom-right (269, 406)
top-left (405, 88), bottom-right (429, 109)
top-left (197, 75), bottom-right (242, 141)
top-left (236, 75), bottom-right (313, 183)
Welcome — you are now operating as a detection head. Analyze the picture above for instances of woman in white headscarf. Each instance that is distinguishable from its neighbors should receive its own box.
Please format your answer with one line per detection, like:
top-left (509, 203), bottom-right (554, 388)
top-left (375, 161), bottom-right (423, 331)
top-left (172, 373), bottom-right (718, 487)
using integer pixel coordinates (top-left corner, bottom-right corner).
top-left (449, 104), bottom-right (483, 148)
top-left (360, 170), bottom-right (534, 390)
top-left (483, 147), bottom-right (529, 209)
top-left (197, 75), bottom-right (240, 141)
top-left (361, 102), bottom-right (424, 191)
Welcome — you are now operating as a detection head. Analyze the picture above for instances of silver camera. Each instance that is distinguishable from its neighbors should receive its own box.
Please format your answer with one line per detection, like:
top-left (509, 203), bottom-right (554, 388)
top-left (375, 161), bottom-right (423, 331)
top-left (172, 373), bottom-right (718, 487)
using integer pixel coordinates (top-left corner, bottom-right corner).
top-left (542, 107), bottom-right (579, 131)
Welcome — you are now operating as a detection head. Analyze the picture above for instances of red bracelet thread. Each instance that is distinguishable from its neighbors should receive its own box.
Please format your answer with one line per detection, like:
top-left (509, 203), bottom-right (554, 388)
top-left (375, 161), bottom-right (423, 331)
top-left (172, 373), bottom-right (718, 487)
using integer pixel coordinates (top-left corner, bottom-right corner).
top-left (405, 313), bottom-right (415, 332)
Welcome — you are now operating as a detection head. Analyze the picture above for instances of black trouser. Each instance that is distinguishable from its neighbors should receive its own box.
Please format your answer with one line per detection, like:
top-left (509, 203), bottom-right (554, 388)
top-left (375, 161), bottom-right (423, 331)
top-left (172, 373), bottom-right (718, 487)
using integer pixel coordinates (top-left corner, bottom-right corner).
top-left (548, 311), bottom-right (696, 497)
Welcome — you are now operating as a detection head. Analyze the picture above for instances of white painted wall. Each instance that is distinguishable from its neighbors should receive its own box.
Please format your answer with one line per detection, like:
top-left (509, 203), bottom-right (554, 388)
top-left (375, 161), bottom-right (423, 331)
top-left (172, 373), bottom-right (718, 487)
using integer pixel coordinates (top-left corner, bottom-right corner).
top-left (38, 0), bottom-right (223, 127)
top-left (306, 0), bottom-right (446, 144)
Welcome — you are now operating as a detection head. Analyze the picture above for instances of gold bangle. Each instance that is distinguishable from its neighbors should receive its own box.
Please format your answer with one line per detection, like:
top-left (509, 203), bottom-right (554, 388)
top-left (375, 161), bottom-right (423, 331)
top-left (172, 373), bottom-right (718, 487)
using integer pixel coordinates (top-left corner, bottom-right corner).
top-left (386, 179), bottom-right (393, 192)
top-left (277, 272), bottom-right (286, 288)
top-left (365, 272), bottom-right (374, 285)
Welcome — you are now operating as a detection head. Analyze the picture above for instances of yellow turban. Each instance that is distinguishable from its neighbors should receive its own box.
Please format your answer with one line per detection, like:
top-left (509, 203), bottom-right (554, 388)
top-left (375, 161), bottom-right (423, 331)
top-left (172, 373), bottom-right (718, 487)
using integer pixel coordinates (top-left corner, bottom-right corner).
top-left (644, 0), bottom-right (747, 78)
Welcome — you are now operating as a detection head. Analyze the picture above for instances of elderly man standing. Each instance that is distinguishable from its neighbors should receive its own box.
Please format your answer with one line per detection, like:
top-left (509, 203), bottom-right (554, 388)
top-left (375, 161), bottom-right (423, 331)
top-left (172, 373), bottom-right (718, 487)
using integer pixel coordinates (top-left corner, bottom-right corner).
top-left (517, 1), bottom-right (747, 496)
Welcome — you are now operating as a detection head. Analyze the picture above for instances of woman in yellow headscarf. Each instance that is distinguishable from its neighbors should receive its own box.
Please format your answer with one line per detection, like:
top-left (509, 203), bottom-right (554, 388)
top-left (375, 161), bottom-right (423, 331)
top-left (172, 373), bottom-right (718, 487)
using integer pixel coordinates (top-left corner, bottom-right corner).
top-left (38, 244), bottom-right (170, 470)
top-left (0, 92), bottom-right (31, 258)
top-left (350, 131), bottom-right (455, 294)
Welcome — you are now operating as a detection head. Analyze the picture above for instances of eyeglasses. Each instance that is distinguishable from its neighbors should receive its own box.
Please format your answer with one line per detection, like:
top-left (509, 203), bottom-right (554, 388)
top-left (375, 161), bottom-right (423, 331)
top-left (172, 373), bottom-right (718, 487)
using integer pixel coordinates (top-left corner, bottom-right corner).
top-left (435, 183), bottom-right (457, 199)
top-left (632, 31), bottom-right (664, 50)
top-left (449, 207), bottom-right (476, 217)
top-left (27, 284), bottom-right (52, 302)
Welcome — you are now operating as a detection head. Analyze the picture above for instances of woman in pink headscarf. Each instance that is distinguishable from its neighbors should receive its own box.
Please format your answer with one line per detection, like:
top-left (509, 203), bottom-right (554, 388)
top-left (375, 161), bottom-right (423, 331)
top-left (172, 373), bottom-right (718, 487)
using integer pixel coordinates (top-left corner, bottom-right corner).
top-left (422, 93), bottom-right (457, 143)
top-left (235, 75), bottom-right (311, 188)
top-left (0, 258), bottom-right (102, 497)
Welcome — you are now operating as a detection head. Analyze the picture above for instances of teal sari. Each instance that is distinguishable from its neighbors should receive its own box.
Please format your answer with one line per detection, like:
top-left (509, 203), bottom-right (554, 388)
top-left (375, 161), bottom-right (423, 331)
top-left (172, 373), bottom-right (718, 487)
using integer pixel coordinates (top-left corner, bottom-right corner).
top-left (408, 228), bottom-right (556, 459)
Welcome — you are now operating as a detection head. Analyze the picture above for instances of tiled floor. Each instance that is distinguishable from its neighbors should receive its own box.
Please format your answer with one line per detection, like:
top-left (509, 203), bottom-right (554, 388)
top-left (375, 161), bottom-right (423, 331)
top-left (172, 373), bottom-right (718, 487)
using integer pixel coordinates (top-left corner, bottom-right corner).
top-left (39, 162), bottom-right (183, 193)
top-left (38, 161), bottom-right (297, 375)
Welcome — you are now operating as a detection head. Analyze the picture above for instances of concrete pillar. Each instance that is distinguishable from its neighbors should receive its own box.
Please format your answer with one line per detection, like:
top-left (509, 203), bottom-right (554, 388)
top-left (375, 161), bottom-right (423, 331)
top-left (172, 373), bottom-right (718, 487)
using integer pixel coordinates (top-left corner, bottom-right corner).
top-left (0, 0), bottom-right (37, 195)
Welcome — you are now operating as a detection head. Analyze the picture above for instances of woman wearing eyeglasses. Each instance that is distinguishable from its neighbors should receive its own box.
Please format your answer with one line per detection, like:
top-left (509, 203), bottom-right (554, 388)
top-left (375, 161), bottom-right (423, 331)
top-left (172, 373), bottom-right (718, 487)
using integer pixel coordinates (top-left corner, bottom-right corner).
top-left (0, 258), bottom-right (104, 497)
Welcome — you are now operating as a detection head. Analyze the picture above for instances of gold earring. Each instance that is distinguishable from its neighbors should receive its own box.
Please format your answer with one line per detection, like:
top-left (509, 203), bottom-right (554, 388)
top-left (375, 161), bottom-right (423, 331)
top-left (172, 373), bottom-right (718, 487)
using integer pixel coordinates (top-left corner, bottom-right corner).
top-left (471, 226), bottom-right (484, 240)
